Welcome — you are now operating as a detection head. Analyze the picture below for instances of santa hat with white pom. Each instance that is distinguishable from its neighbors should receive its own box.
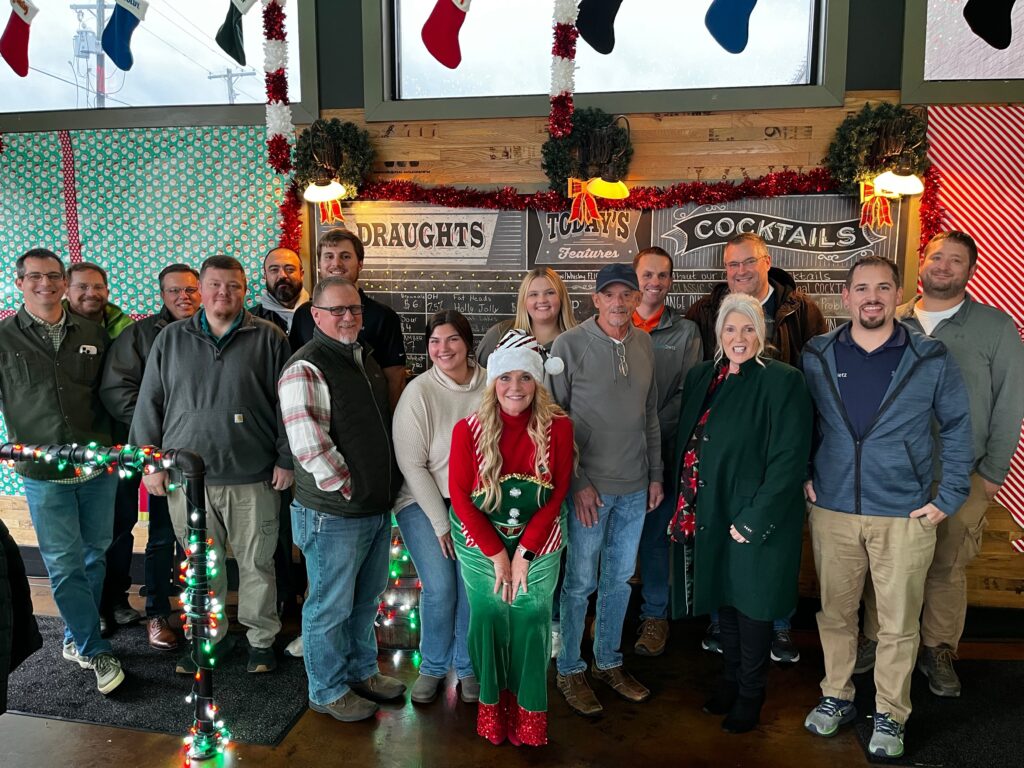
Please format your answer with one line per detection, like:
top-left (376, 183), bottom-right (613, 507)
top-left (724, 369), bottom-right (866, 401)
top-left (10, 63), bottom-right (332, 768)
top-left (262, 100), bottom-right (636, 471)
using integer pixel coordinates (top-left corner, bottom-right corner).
top-left (486, 328), bottom-right (565, 384)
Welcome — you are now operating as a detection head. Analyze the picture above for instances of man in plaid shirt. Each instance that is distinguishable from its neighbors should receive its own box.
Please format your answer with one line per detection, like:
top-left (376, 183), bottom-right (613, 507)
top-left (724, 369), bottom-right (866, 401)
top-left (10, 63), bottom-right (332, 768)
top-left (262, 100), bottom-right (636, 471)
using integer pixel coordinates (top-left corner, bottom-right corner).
top-left (279, 276), bottom-right (404, 723)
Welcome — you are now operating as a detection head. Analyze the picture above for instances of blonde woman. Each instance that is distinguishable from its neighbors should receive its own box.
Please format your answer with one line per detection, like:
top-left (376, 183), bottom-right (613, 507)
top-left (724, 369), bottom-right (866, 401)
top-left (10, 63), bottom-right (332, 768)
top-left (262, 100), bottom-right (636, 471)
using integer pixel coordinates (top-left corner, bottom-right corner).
top-left (476, 268), bottom-right (576, 366)
top-left (448, 331), bottom-right (572, 747)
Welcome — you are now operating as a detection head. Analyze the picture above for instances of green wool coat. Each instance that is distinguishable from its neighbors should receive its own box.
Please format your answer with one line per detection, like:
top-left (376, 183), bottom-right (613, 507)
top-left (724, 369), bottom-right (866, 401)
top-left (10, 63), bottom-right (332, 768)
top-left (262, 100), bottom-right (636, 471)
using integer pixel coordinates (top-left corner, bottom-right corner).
top-left (669, 357), bottom-right (812, 622)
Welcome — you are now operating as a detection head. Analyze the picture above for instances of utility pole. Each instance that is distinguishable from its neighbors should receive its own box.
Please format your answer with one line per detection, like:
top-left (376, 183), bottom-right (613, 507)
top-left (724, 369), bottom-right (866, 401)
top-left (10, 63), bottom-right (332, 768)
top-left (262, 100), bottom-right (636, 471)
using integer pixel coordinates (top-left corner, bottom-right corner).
top-left (208, 68), bottom-right (256, 105)
top-left (71, 1), bottom-right (113, 108)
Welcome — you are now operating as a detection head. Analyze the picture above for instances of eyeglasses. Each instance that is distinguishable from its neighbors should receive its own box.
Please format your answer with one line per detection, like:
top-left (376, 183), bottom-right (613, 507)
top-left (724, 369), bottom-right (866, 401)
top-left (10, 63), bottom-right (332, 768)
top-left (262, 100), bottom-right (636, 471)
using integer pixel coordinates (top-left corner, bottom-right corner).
top-left (314, 304), bottom-right (364, 317)
top-left (724, 256), bottom-right (766, 271)
top-left (22, 272), bottom-right (65, 283)
top-left (164, 287), bottom-right (199, 297)
top-left (614, 340), bottom-right (629, 377)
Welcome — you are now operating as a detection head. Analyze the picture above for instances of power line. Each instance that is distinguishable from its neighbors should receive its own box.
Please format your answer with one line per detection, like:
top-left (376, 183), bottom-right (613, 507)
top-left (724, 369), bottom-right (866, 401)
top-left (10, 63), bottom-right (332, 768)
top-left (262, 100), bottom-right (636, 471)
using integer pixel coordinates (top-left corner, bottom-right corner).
top-left (149, 3), bottom-right (255, 74)
top-left (135, 24), bottom-right (215, 76)
top-left (29, 65), bottom-right (134, 106)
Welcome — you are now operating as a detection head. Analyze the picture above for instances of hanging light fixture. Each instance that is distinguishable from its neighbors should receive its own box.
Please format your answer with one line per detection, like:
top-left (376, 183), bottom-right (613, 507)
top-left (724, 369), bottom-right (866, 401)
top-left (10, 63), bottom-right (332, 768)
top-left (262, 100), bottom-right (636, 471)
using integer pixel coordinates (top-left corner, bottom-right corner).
top-left (301, 119), bottom-right (348, 223)
top-left (867, 112), bottom-right (925, 198)
top-left (302, 179), bottom-right (347, 202)
top-left (587, 115), bottom-right (631, 200)
top-left (873, 167), bottom-right (924, 196)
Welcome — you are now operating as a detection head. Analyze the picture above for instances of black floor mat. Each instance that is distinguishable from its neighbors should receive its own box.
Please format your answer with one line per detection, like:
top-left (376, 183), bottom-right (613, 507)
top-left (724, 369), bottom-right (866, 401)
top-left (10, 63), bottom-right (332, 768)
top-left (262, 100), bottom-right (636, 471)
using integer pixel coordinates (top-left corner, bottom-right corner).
top-left (7, 615), bottom-right (307, 746)
top-left (850, 662), bottom-right (1024, 766)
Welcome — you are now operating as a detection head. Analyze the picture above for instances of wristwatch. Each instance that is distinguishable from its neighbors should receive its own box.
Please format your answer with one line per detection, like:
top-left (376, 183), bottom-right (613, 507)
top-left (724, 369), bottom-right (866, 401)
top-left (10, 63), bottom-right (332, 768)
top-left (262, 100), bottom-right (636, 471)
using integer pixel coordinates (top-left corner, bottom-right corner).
top-left (516, 545), bottom-right (537, 561)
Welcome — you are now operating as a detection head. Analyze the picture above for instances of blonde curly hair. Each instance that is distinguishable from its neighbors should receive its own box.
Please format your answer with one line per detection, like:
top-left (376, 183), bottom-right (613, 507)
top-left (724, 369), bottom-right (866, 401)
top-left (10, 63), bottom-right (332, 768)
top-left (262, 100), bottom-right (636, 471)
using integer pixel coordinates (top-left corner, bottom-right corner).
top-left (473, 379), bottom-right (574, 514)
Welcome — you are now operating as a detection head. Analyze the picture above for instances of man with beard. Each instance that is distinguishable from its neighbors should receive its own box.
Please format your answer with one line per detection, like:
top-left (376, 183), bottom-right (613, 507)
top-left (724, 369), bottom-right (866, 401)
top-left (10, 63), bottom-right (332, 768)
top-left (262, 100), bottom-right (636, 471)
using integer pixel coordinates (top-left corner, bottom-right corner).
top-left (550, 263), bottom-right (662, 717)
top-left (290, 229), bottom-right (406, 409)
top-left (854, 232), bottom-right (1024, 697)
top-left (250, 247), bottom-right (310, 346)
top-left (101, 264), bottom-right (202, 651)
top-left (65, 262), bottom-right (134, 339)
top-left (801, 256), bottom-right (971, 759)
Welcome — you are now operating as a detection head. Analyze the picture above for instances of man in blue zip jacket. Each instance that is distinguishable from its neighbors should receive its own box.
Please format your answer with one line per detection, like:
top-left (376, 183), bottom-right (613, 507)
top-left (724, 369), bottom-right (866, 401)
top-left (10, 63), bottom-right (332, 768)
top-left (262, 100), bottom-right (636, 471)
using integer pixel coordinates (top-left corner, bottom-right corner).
top-left (800, 255), bottom-right (972, 759)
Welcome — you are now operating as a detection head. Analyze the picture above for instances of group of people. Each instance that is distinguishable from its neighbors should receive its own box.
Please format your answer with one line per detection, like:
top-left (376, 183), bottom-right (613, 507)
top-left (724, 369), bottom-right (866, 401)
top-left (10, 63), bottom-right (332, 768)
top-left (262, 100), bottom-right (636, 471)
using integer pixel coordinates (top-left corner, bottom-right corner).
top-left (0, 226), bottom-right (1021, 757)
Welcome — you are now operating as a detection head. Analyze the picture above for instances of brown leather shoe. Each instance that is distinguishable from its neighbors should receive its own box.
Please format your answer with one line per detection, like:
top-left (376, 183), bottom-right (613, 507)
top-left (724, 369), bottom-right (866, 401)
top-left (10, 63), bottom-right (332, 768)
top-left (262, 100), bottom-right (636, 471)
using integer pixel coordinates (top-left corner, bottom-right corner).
top-left (147, 616), bottom-right (179, 651)
top-left (634, 618), bottom-right (669, 656)
top-left (591, 663), bottom-right (650, 702)
top-left (556, 671), bottom-right (603, 717)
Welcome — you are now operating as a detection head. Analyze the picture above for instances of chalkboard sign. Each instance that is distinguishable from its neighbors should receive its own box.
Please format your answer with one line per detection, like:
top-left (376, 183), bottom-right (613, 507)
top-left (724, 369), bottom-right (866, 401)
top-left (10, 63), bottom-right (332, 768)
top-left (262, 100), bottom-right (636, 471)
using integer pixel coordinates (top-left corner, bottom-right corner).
top-left (313, 196), bottom-right (906, 373)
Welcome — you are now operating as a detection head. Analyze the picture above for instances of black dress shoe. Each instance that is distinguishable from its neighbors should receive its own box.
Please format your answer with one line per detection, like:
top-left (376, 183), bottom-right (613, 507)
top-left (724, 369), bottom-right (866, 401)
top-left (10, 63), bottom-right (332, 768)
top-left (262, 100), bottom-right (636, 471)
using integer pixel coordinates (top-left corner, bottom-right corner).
top-left (702, 680), bottom-right (739, 715)
top-left (722, 692), bottom-right (765, 734)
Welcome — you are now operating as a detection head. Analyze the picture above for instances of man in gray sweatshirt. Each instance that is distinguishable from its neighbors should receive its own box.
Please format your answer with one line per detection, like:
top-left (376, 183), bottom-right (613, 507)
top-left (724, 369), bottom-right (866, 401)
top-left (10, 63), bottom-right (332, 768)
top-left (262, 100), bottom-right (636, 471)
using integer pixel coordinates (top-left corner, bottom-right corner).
top-left (551, 263), bottom-right (663, 717)
top-left (131, 255), bottom-right (294, 676)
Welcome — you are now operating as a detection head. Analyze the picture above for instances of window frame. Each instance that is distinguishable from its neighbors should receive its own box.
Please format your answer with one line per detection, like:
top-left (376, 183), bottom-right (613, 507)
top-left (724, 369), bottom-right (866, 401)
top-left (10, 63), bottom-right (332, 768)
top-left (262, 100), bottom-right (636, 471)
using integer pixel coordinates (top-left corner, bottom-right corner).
top-left (901, 0), bottom-right (1024, 104)
top-left (0, 0), bottom-right (319, 132)
top-left (362, 0), bottom-right (849, 122)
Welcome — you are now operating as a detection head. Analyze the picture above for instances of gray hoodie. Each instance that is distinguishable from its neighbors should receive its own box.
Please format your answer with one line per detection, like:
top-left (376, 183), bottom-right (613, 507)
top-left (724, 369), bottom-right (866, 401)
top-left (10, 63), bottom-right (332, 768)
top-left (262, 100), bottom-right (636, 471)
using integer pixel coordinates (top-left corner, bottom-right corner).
top-left (550, 316), bottom-right (662, 495)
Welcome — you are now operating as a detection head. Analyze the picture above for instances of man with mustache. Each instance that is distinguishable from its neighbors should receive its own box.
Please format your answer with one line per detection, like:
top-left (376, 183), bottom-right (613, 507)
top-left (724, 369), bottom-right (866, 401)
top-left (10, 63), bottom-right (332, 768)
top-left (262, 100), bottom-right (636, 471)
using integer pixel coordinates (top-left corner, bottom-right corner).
top-left (101, 264), bottom-right (202, 651)
top-left (550, 263), bottom-right (663, 717)
top-left (685, 233), bottom-right (826, 661)
top-left (855, 232), bottom-right (1024, 697)
top-left (801, 255), bottom-right (972, 759)
top-left (250, 247), bottom-right (310, 344)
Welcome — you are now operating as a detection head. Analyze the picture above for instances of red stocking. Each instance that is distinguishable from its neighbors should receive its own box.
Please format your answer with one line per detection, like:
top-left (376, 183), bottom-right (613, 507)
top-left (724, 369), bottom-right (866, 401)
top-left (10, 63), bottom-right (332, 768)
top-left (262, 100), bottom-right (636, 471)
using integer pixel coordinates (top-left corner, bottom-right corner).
top-left (421, 0), bottom-right (470, 69)
top-left (0, 0), bottom-right (38, 78)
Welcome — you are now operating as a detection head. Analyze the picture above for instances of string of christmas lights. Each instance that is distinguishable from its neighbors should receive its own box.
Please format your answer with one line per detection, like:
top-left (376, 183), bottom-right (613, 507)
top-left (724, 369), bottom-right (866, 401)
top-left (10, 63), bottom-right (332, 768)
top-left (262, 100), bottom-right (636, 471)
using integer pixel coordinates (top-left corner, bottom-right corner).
top-left (0, 442), bottom-right (226, 764)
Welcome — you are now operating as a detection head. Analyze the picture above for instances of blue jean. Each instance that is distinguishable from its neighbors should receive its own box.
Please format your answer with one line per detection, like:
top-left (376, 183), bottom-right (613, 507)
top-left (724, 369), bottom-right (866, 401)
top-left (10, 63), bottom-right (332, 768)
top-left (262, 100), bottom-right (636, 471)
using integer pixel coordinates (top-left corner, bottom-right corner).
top-left (710, 609), bottom-right (792, 631)
top-left (557, 488), bottom-right (648, 674)
top-left (638, 490), bottom-right (675, 620)
top-left (23, 472), bottom-right (118, 658)
top-left (291, 501), bottom-right (390, 706)
top-left (395, 503), bottom-right (473, 679)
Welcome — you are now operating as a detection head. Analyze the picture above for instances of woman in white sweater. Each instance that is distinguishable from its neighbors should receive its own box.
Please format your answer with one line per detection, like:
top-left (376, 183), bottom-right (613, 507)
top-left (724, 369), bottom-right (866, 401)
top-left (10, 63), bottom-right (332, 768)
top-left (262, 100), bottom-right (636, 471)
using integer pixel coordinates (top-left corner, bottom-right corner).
top-left (393, 310), bottom-right (488, 705)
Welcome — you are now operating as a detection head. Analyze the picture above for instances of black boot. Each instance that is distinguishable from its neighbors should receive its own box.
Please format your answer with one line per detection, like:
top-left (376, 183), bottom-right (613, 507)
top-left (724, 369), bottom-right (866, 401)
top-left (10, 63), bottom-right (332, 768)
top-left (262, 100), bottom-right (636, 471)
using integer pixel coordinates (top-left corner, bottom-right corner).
top-left (702, 679), bottom-right (739, 715)
top-left (722, 692), bottom-right (764, 733)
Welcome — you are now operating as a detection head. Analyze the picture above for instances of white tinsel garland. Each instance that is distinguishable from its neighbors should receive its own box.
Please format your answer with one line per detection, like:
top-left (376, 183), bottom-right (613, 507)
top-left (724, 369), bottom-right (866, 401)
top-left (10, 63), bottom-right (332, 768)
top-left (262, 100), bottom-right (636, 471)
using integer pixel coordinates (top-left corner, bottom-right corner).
top-left (550, 57), bottom-right (576, 97)
top-left (266, 102), bottom-right (294, 137)
top-left (264, 39), bottom-right (288, 72)
top-left (553, 0), bottom-right (578, 24)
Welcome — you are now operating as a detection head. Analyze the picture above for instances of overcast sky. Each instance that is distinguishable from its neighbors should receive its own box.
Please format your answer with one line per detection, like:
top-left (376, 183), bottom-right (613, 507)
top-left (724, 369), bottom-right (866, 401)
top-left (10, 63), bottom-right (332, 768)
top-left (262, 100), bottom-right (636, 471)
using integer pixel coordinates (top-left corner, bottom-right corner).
top-left (0, 1), bottom-right (302, 113)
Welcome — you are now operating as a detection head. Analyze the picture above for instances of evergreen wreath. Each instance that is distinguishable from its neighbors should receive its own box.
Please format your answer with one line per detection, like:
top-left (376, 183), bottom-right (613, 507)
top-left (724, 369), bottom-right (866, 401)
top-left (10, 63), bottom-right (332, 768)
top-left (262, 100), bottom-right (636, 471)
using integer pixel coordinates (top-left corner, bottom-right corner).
top-left (541, 107), bottom-right (633, 193)
top-left (294, 118), bottom-right (375, 200)
top-left (825, 102), bottom-right (929, 193)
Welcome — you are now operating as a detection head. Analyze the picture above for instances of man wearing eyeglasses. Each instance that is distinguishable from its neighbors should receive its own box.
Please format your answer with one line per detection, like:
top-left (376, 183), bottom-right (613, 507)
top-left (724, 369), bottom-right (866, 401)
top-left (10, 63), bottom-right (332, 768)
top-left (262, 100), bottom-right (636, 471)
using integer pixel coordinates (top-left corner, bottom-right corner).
top-left (101, 264), bottom-right (201, 652)
top-left (250, 247), bottom-right (310, 342)
top-left (131, 255), bottom-right (294, 676)
top-left (278, 276), bottom-right (405, 722)
top-left (685, 231), bottom-right (827, 662)
top-left (0, 249), bottom-right (125, 695)
top-left (550, 263), bottom-right (663, 717)
top-left (289, 229), bottom-right (407, 409)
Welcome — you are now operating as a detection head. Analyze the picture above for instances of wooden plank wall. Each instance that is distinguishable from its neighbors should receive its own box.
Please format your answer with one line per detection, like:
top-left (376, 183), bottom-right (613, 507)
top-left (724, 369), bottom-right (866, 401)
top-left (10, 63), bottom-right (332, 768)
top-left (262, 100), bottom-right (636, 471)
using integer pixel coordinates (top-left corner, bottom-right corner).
top-left (3, 90), bottom-right (1021, 609)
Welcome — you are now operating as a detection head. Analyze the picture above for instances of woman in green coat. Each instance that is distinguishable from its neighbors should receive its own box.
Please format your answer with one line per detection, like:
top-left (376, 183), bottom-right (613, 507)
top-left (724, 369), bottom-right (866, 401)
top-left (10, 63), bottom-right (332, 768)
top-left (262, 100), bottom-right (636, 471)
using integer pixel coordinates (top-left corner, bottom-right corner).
top-left (669, 293), bottom-right (812, 734)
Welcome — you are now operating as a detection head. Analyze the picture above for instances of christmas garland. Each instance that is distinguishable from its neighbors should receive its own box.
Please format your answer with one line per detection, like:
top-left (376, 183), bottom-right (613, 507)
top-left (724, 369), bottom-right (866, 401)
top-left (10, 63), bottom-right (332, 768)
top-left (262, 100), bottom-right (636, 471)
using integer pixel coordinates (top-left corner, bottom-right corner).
top-left (917, 166), bottom-right (945, 256)
top-left (358, 168), bottom-right (837, 211)
top-left (548, 0), bottom-right (579, 138)
top-left (263, 0), bottom-right (293, 174)
top-left (541, 107), bottom-right (634, 193)
top-left (294, 119), bottom-right (376, 199)
top-left (825, 102), bottom-right (929, 193)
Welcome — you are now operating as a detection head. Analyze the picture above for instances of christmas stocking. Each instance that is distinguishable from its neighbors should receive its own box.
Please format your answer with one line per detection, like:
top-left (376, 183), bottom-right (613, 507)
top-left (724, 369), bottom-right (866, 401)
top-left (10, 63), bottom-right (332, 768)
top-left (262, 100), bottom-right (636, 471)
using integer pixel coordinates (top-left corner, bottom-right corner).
top-left (963, 0), bottom-right (1017, 50)
top-left (216, 0), bottom-right (258, 66)
top-left (0, 0), bottom-right (38, 78)
top-left (705, 0), bottom-right (758, 54)
top-left (577, 0), bottom-right (624, 55)
top-left (101, 0), bottom-right (149, 72)
top-left (421, 0), bottom-right (470, 69)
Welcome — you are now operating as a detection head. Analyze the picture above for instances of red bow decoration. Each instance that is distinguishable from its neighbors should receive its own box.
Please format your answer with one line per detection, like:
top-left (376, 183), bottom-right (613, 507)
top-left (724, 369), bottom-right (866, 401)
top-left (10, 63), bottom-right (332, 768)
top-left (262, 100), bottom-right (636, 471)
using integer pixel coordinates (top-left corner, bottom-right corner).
top-left (567, 177), bottom-right (599, 225)
top-left (859, 181), bottom-right (894, 229)
top-left (318, 199), bottom-right (345, 225)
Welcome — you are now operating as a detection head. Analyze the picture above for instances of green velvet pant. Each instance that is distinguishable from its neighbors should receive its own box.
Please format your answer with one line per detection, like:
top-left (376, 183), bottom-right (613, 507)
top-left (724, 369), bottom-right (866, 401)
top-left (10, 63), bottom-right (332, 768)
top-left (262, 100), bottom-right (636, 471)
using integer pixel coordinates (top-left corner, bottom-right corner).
top-left (451, 510), bottom-right (565, 714)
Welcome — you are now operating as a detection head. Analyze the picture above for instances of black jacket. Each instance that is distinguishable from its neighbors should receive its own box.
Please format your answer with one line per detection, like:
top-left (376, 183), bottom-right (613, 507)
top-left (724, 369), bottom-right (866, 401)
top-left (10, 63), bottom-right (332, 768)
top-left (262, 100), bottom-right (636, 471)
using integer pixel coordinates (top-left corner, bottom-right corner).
top-left (100, 306), bottom-right (176, 427)
top-left (1, 517), bottom-right (42, 715)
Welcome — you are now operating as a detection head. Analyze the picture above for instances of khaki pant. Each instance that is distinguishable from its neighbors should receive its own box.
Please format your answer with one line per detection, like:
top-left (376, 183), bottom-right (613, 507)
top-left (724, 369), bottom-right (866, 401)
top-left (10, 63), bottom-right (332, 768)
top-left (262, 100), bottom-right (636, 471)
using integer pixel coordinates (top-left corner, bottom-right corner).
top-left (169, 481), bottom-right (282, 649)
top-left (864, 474), bottom-right (989, 650)
top-left (809, 505), bottom-right (937, 723)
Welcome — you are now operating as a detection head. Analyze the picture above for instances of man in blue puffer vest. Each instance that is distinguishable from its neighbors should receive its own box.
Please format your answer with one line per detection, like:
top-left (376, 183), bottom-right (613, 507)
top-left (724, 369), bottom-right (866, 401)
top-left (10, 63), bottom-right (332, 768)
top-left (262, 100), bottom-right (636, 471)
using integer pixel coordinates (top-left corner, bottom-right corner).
top-left (799, 255), bottom-right (972, 759)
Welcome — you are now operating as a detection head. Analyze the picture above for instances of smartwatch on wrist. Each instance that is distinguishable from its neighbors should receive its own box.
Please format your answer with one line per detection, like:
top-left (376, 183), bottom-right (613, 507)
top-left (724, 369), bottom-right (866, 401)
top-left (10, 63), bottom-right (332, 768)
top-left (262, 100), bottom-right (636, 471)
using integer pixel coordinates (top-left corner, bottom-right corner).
top-left (516, 545), bottom-right (536, 561)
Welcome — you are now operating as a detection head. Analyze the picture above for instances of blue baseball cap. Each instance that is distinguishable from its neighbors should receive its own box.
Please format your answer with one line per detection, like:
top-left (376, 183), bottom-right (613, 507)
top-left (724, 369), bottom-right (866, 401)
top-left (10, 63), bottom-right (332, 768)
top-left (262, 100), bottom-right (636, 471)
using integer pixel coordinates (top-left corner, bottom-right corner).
top-left (595, 263), bottom-right (640, 292)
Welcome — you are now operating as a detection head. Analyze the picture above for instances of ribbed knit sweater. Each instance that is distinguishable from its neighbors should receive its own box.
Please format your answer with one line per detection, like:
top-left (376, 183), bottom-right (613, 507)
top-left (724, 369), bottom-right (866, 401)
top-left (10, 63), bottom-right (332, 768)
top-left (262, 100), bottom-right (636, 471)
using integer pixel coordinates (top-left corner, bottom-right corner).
top-left (392, 362), bottom-right (487, 536)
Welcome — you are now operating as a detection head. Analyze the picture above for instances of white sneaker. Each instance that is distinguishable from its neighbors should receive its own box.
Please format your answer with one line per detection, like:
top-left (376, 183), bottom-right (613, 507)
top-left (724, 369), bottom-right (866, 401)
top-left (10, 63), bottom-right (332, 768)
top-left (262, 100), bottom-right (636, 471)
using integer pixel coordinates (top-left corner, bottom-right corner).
top-left (91, 653), bottom-right (125, 695)
top-left (284, 635), bottom-right (304, 658)
top-left (550, 622), bottom-right (561, 659)
top-left (62, 641), bottom-right (91, 669)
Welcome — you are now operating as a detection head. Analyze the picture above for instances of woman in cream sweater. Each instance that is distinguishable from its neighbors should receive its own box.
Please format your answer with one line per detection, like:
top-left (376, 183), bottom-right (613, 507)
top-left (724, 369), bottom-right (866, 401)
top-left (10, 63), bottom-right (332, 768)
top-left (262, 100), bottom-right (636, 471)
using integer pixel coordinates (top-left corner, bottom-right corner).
top-left (393, 310), bottom-right (487, 705)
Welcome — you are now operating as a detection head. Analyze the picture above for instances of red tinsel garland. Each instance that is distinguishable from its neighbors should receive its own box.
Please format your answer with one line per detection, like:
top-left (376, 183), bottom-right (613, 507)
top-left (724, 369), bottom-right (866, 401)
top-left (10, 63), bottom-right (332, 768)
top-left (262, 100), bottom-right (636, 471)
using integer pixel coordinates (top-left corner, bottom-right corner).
top-left (266, 70), bottom-right (289, 104)
top-left (263, 1), bottom-right (286, 40)
top-left (267, 134), bottom-right (292, 174)
top-left (278, 179), bottom-right (303, 250)
top-left (358, 168), bottom-right (837, 212)
top-left (548, 94), bottom-right (575, 141)
top-left (553, 23), bottom-right (578, 59)
top-left (917, 166), bottom-right (945, 256)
